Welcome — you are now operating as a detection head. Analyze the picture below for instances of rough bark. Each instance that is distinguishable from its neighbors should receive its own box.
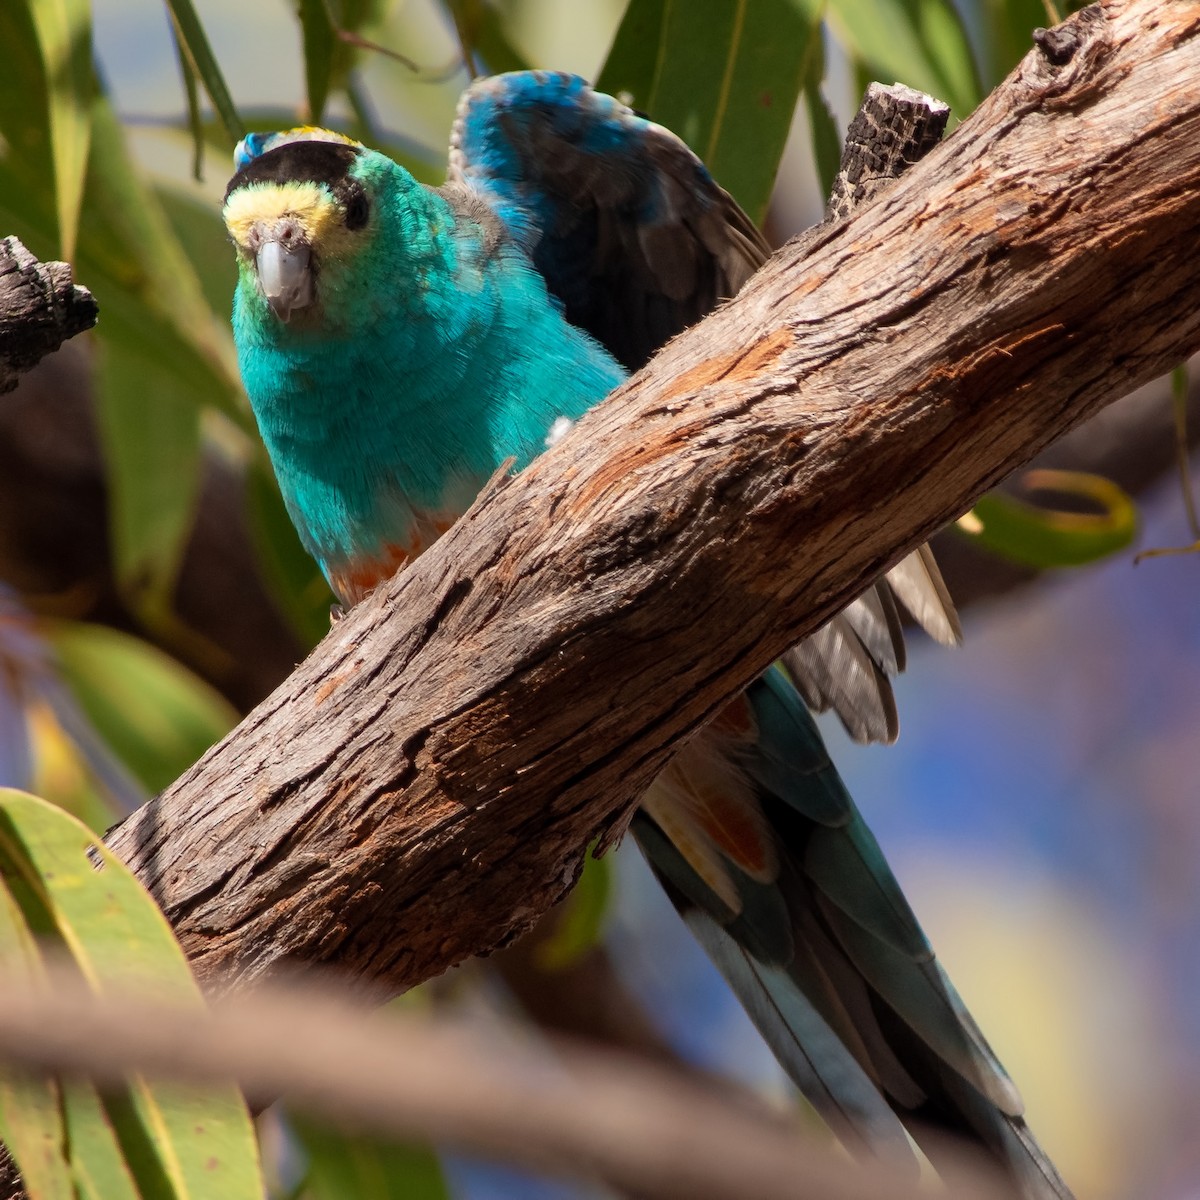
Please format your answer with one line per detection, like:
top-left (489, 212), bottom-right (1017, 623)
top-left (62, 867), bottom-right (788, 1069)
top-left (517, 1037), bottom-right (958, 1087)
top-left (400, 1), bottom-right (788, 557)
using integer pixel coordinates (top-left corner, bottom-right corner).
top-left (825, 82), bottom-right (949, 221)
top-left (0, 238), bottom-right (96, 394)
top-left (98, 0), bottom-right (1200, 1001)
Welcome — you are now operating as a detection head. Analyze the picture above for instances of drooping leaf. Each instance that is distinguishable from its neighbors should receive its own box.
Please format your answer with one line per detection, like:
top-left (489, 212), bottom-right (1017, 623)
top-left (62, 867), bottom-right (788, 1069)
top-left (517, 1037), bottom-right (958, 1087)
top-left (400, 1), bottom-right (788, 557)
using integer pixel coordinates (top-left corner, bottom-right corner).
top-left (60, 1081), bottom-right (142, 1200)
top-left (156, 183), bottom-right (240, 320)
top-left (299, 0), bottom-right (337, 124)
top-left (445, 0), bottom-right (532, 76)
top-left (962, 470), bottom-right (1138, 568)
top-left (47, 622), bottom-right (237, 794)
top-left (801, 15), bottom-right (841, 202)
top-left (804, 78), bottom-right (841, 203)
top-left (94, 338), bottom-right (203, 611)
top-left (596, 0), bottom-right (664, 102)
top-left (74, 90), bottom-right (246, 610)
top-left (82, 92), bottom-right (243, 424)
top-left (0, 1071), bottom-right (74, 1200)
top-left (168, 15), bottom-right (206, 180)
top-left (162, 0), bottom-right (244, 142)
top-left (293, 1115), bottom-right (451, 1200)
top-left (597, 0), bottom-right (825, 224)
top-left (0, 5), bottom-right (49, 142)
top-left (0, 790), bottom-right (263, 1199)
top-left (26, 0), bottom-right (93, 260)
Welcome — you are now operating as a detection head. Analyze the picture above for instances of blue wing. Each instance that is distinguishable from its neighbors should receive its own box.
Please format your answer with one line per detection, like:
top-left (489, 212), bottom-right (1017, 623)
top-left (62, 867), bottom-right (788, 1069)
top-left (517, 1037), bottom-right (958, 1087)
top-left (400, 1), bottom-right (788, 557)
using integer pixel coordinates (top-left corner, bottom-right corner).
top-left (448, 70), bottom-right (769, 372)
top-left (447, 71), bottom-right (959, 741)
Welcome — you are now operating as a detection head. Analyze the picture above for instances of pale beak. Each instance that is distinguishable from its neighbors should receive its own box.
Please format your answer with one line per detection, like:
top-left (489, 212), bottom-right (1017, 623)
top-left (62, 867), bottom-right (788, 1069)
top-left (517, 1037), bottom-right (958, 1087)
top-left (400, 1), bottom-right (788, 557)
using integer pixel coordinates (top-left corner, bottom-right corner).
top-left (256, 239), bottom-right (313, 322)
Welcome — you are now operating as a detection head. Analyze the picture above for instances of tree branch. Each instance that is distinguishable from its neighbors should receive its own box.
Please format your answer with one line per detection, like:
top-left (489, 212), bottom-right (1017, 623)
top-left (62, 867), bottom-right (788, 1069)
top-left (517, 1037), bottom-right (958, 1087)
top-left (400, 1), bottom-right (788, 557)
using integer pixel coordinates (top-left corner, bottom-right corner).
top-left (106, 0), bottom-right (1200, 1005)
top-left (0, 238), bottom-right (97, 395)
top-left (0, 973), bottom-right (1016, 1200)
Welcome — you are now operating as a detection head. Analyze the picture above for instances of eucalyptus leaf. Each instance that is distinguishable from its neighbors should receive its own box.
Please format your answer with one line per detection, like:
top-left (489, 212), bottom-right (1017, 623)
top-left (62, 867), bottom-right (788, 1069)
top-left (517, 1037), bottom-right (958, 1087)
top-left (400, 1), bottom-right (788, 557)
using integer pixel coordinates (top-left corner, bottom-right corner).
top-left (0, 879), bottom-right (74, 1200)
top-left (162, 0), bottom-right (244, 142)
top-left (598, 0), bottom-right (824, 224)
top-left (47, 622), bottom-right (237, 794)
top-left (299, 0), bottom-right (337, 124)
top-left (168, 15), bottom-right (206, 180)
top-left (976, 0), bottom-right (1045, 89)
top-left (0, 790), bottom-right (263, 1199)
top-left (94, 339), bottom-right (203, 611)
top-left (26, 0), bottom-right (92, 260)
top-left (963, 471), bottom-right (1138, 569)
top-left (446, 0), bottom-right (532, 76)
top-left (826, 0), bottom-right (981, 119)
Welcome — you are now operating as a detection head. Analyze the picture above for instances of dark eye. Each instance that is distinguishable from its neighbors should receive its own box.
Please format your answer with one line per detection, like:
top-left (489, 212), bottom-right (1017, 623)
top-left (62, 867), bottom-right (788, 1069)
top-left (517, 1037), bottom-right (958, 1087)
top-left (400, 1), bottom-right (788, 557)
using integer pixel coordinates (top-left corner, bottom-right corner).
top-left (344, 187), bottom-right (369, 230)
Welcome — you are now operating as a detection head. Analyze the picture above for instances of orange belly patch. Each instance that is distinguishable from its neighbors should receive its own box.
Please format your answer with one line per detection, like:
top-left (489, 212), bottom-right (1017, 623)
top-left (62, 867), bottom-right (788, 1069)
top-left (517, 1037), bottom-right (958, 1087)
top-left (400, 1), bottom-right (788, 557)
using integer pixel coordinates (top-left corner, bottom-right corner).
top-left (328, 512), bottom-right (459, 606)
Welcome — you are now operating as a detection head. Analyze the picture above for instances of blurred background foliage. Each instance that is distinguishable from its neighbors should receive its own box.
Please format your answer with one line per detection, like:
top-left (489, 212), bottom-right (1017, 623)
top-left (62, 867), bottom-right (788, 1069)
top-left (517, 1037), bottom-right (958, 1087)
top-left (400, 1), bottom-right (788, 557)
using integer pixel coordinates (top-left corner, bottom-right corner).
top-left (0, 0), bottom-right (1196, 1197)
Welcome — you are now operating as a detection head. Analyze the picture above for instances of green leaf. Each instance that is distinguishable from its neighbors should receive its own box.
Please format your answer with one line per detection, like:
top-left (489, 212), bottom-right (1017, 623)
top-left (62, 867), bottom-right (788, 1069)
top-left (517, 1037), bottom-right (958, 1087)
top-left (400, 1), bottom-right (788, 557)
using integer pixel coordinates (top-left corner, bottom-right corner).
top-left (536, 852), bottom-right (612, 971)
top-left (293, 1115), bottom-right (451, 1200)
top-left (156, 183), bottom-right (240, 321)
top-left (168, 16), bottom-right (206, 181)
top-left (163, 0), bottom-right (243, 143)
top-left (0, 1073), bottom-right (74, 1200)
top-left (598, 0), bottom-right (824, 224)
top-left (976, 0), bottom-right (1044, 89)
top-left (596, 0), bottom-right (665, 102)
top-left (71, 91), bottom-right (246, 608)
top-left (0, 790), bottom-right (263, 1199)
top-left (804, 80), bottom-right (841, 202)
top-left (826, 0), bottom-right (982, 120)
top-left (83, 90), bottom-right (242, 418)
top-left (801, 18), bottom-right (841, 202)
top-left (60, 1082), bottom-right (142, 1200)
top-left (962, 470), bottom-right (1138, 568)
top-left (47, 622), bottom-right (237, 794)
top-left (0, 4), bottom-right (54, 193)
top-left (299, 0), bottom-right (337, 124)
top-left (94, 338), bottom-right (203, 611)
top-left (26, 0), bottom-right (92, 261)
top-left (0, 881), bottom-right (74, 1200)
top-left (445, 0), bottom-right (532, 76)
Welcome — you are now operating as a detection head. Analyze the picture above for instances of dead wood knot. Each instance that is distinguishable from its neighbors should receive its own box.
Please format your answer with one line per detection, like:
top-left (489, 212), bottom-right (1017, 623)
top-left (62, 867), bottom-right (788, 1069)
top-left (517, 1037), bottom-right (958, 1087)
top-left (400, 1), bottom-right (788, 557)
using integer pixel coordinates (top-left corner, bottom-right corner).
top-left (1033, 23), bottom-right (1082, 66)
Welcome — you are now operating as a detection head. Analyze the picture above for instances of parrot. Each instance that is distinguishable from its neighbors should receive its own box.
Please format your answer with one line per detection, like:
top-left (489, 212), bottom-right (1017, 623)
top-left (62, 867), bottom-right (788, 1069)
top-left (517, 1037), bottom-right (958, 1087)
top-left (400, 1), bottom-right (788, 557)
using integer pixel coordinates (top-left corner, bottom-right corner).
top-left (223, 70), bottom-right (1072, 1198)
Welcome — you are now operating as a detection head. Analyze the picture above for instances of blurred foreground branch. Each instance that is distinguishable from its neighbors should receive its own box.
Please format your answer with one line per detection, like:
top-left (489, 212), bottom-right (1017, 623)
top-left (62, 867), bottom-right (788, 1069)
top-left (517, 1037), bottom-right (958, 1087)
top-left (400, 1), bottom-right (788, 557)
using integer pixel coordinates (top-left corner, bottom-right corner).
top-left (103, 0), bottom-right (1200, 1003)
top-left (0, 971), bottom-right (1014, 1200)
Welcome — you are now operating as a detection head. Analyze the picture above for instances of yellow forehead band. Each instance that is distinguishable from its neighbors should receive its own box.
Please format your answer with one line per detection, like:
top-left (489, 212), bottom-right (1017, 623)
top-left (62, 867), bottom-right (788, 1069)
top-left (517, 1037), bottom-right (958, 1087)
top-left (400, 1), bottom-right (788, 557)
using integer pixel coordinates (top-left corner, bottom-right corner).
top-left (223, 180), bottom-right (341, 250)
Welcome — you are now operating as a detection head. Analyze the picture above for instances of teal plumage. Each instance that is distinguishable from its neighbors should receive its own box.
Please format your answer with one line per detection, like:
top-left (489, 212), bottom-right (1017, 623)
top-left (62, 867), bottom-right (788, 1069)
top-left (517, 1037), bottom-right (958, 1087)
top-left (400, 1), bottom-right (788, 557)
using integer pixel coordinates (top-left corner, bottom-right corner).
top-left (227, 137), bottom-right (623, 598)
top-left (223, 72), bottom-right (1072, 1198)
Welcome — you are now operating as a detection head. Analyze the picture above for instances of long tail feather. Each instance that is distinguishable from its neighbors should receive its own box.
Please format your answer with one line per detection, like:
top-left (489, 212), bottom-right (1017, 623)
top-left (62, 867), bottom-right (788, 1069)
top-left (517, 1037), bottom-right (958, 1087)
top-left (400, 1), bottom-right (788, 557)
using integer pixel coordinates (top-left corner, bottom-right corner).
top-left (634, 665), bottom-right (1073, 1199)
